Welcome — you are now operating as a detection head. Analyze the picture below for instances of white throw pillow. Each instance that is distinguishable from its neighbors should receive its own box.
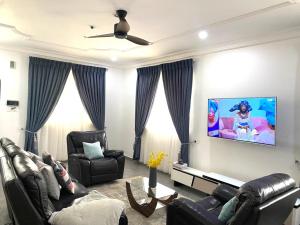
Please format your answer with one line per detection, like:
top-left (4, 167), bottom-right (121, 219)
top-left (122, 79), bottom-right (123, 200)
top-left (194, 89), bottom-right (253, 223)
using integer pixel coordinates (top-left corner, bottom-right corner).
top-left (48, 198), bottom-right (125, 225)
top-left (36, 160), bottom-right (61, 200)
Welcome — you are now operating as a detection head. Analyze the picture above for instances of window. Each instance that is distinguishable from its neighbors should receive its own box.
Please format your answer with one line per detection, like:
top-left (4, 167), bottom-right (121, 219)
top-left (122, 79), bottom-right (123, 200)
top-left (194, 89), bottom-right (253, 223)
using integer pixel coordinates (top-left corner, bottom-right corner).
top-left (39, 71), bottom-right (94, 160)
top-left (141, 76), bottom-right (180, 173)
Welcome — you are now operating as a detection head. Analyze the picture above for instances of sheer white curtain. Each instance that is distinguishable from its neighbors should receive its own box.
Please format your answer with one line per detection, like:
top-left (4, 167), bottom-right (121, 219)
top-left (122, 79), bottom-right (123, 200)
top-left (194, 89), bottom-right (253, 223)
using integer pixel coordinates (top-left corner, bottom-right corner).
top-left (39, 71), bottom-right (94, 161)
top-left (140, 76), bottom-right (180, 174)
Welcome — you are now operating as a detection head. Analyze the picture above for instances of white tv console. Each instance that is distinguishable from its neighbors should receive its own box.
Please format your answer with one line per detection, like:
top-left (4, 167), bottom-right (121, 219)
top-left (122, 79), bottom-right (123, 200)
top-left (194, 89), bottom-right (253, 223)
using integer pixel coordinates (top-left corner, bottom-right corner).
top-left (171, 166), bottom-right (245, 194)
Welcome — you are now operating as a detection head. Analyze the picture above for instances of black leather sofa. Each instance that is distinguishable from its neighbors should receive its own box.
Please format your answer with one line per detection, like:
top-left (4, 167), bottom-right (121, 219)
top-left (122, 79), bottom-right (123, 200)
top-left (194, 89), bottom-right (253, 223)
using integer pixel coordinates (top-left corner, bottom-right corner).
top-left (67, 131), bottom-right (125, 187)
top-left (0, 138), bottom-right (128, 225)
top-left (167, 173), bottom-right (299, 225)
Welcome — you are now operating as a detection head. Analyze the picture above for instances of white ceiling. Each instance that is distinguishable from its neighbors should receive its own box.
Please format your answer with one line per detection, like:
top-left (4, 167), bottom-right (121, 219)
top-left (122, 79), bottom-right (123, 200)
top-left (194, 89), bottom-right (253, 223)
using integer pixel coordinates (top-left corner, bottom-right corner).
top-left (0, 0), bottom-right (300, 67)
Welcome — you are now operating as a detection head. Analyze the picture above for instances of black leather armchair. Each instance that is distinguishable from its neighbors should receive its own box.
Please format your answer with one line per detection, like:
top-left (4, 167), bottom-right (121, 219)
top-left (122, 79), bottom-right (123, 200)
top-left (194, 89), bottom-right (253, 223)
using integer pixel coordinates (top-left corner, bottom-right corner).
top-left (67, 131), bottom-right (125, 187)
top-left (167, 173), bottom-right (300, 225)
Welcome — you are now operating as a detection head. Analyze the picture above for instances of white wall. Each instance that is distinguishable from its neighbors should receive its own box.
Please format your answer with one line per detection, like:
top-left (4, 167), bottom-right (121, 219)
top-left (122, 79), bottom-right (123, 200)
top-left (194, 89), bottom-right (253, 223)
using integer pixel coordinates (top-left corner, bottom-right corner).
top-left (0, 50), bottom-right (28, 146)
top-left (105, 68), bottom-right (136, 157)
top-left (121, 40), bottom-right (300, 182)
top-left (189, 41), bottom-right (300, 182)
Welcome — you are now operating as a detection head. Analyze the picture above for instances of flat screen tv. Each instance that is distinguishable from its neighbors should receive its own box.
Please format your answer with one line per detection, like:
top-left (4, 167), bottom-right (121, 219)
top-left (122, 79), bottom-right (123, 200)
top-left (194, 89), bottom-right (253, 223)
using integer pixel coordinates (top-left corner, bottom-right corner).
top-left (207, 97), bottom-right (277, 145)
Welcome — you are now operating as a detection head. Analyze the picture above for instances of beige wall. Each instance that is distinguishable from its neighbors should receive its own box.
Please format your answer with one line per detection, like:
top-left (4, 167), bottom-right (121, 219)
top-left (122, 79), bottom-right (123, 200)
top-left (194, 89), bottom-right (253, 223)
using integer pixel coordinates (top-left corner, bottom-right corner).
top-left (121, 40), bottom-right (300, 182)
top-left (0, 50), bottom-right (28, 146)
top-left (189, 41), bottom-right (300, 182)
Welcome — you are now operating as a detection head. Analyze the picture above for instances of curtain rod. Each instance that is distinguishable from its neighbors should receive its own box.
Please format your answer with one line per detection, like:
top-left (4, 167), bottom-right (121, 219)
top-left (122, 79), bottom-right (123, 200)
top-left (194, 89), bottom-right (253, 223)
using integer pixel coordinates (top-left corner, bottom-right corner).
top-left (29, 54), bottom-right (111, 69)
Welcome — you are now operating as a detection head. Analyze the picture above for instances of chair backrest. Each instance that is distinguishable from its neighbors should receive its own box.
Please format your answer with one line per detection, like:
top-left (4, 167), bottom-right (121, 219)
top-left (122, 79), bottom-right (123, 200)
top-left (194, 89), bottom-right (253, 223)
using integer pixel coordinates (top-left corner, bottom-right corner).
top-left (67, 130), bottom-right (107, 155)
top-left (230, 173), bottom-right (298, 225)
top-left (0, 141), bottom-right (45, 225)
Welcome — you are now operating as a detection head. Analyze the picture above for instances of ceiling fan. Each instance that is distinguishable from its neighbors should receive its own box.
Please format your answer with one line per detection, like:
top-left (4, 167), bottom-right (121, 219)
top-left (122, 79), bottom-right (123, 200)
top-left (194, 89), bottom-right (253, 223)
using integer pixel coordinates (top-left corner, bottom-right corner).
top-left (84, 9), bottom-right (152, 46)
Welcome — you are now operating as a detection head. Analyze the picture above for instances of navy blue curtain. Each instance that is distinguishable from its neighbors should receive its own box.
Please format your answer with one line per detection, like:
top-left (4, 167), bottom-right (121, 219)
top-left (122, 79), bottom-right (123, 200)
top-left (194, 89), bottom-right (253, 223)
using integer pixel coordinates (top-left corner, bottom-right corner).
top-left (25, 57), bottom-right (71, 154)
top-left (133, 65), bottom-right (161, 160)
top-left (72, 64), bottom-right (106, 130)
top-left (162, 59), bottom-right (193, 164)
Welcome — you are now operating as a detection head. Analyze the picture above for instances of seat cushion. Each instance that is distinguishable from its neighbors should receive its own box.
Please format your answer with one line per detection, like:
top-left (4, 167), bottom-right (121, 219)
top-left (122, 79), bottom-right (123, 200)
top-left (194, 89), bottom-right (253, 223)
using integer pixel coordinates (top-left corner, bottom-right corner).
top-left (51, 182), bottom-right (89, 211)
top-left (196, 196), bottom-right (222, 211)
top-left (90, 158), bottom-right (118, 176)
top-left (195, 196), bottom-right (223, 222)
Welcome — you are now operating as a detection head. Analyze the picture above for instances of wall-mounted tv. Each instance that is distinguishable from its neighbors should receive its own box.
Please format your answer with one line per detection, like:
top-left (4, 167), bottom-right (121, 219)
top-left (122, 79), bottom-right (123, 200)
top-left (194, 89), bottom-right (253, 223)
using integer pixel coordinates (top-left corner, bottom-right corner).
top-left (207, 97), bottom-right (277, 145)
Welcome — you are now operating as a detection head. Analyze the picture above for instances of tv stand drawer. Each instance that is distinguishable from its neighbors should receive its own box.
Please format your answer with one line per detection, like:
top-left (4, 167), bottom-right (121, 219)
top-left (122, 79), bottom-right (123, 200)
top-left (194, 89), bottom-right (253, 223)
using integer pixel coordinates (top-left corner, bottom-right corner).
top-left (192, 177), bottom-right (219, 195)
top-left (171, 169), bottom-right (193, 186)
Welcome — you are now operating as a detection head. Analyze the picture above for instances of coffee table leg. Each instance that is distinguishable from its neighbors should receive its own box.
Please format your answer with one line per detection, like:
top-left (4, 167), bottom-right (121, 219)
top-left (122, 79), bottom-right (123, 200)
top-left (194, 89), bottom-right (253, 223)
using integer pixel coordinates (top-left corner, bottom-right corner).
top-left (126, 181), bottom-right (158, 217)
top-left (158, 192), bottom-right (178, 205)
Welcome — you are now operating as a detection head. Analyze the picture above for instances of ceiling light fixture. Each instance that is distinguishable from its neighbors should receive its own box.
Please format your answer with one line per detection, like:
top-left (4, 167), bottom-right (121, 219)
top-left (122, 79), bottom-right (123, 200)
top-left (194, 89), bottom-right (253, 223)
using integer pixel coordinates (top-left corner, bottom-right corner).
top-left (110, 56), bottom-right (118, 62)
top-left (198, 30), bottom-right (208, 40)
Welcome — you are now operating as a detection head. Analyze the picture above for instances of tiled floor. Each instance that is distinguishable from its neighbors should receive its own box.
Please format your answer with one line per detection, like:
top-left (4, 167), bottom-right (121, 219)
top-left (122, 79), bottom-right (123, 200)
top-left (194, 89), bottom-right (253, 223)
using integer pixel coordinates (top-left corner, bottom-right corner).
top-left (0, 157), bottom-right (205, 225)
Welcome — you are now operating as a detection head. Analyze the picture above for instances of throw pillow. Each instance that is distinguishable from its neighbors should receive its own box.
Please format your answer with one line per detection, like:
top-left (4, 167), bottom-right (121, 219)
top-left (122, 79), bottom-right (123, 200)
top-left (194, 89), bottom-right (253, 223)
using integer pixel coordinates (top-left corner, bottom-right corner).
top-left (218, 196), bottom-right (239, 223)
top-left (53, 161), bottom-right (75, 194)
top-left (19, 149), bottom-right (43, 163)
top-left (43, 153), bottom-right (75, 194)
top-left (13, 154), bottom-right (54, 219)
top-left (36, 160), bottom-right (61, 200)
top-left (83, 142), bottom-right (104, 160)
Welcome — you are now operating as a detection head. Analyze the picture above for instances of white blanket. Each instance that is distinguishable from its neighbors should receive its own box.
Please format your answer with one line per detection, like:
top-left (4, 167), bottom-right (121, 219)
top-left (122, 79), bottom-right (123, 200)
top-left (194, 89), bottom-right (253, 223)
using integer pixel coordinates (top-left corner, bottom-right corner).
top-left (49, 191), bottom-right (125, 225)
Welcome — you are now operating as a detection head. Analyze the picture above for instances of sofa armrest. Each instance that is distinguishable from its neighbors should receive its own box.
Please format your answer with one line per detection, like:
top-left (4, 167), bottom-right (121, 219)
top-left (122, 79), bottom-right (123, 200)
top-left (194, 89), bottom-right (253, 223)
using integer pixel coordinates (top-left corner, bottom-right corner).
top-left (212, 184), bottom-right (238, 203)
top-left (167, 198), bottom-right (223, 225)
top-left (103, 150), bottom-right (124, 158)
top-left (68, 154), bottom-right (91, 186)
top-left (69, 153), bottom-right (89, 160)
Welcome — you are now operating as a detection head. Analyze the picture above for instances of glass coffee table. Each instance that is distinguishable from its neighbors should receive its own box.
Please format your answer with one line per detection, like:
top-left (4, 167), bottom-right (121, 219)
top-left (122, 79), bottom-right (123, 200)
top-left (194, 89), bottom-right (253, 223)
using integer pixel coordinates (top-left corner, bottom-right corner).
top-left (126, 177), bottom-right (178, 217)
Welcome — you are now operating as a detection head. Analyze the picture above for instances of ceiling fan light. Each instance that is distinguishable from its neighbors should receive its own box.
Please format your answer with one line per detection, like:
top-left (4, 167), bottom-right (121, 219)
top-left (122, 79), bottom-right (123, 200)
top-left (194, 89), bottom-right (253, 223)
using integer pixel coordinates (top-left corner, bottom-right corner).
top-left (110, 56), bottom-right (118, 62)
top-left (198, 30), bottom-right (208, 40)
top-left (116, 20), bottom-right (130, 33)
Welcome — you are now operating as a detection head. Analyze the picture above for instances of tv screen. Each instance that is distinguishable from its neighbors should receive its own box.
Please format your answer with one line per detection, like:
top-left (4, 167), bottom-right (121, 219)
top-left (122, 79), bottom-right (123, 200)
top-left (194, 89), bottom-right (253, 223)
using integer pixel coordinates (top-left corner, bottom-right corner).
top-left (207, 97), bottom-right (276, 145)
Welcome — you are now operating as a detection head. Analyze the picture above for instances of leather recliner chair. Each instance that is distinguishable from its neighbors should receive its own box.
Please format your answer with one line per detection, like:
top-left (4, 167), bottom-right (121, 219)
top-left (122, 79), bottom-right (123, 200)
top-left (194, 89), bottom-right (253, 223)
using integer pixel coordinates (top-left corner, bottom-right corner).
top-left (67, 130), bottom-right (125, 187)
top-left (167, 173), bottom-right (300, 225)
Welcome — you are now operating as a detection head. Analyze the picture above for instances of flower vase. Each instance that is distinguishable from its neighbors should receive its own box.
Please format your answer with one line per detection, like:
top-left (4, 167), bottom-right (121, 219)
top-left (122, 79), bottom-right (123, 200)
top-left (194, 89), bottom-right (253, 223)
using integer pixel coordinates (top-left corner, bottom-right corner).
top-left (149, 167), bottom-right (157, 188)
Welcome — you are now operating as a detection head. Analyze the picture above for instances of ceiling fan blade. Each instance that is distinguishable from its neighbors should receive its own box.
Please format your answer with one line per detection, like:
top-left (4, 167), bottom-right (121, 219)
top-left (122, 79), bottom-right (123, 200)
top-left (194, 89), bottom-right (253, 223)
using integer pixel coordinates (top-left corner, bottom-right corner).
top-left (84, 33), bottom-right (114, 38)
top-left (126, 35), bottom-right (152, 45)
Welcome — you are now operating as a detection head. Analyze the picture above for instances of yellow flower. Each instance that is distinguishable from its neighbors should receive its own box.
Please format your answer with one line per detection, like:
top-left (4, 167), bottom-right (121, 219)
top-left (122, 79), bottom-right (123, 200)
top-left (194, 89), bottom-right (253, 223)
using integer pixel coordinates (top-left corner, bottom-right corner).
top-left (147, 151), bottom-right (166, 168)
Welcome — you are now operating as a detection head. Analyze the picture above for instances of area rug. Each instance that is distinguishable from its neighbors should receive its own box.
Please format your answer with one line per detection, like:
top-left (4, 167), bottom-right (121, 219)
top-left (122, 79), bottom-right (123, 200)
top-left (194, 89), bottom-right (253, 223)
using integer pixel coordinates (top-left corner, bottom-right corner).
top-left (89, 177), bottom-right (183, 225)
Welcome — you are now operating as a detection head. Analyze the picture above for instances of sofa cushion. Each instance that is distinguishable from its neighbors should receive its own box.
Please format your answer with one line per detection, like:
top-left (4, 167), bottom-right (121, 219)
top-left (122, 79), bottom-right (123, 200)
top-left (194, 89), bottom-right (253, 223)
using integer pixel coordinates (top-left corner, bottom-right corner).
top-left (90, 158), bottom-right (118, 176)
top-left (17, 149), bottom-right (43, 163)
top-left (218, 197), bottom-right (239, 223)
top-left (36, 160), bottom-right (61, 200)
top-left (49, 195), bottom-right (125, 225)
top-left (43, 154), bottom-right (75, 194)
top-left (83, 141), bottom-right (104, 160)
top-left (51, 182), bottom-right (89, 211)
top-left (68, 131), bottom-right (107, 153)
top-left (13, 154), bottom-right (54, 219)
top-left (3, 144), bottom-right (22, 158)
top-left (0, 137), bottom-right (15, 148)
top-left (196, 196), bottom-right (221, 211)
top-left (239, 173), bottom-right (295, 205)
